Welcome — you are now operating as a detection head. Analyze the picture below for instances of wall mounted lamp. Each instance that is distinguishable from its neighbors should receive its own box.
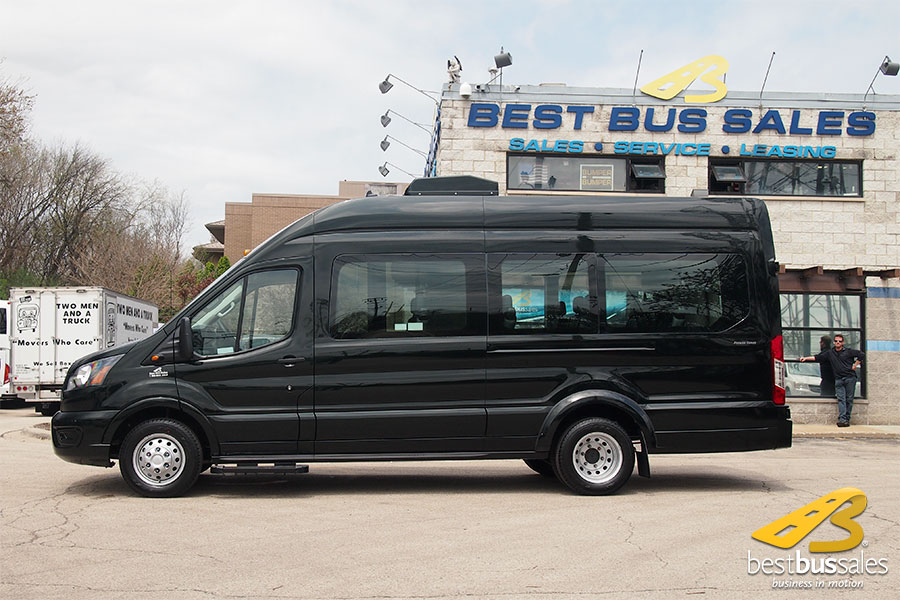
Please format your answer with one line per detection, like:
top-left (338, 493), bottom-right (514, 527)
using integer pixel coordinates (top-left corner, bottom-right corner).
top-left (863, 55), bottom-right (900, 109)
top-left (379, 162), bottom-right (417, 178)
top-left (380, 135), bottom-right (426, 157)
top-left (378, 74), bottom-right (439, 105)
top-left (380, 109), bottom-right (432, 134)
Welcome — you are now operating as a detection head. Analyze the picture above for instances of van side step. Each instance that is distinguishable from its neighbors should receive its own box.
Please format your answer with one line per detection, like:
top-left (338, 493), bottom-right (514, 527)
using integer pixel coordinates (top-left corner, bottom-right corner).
top-left (211, 463), bottom-right (309, 475)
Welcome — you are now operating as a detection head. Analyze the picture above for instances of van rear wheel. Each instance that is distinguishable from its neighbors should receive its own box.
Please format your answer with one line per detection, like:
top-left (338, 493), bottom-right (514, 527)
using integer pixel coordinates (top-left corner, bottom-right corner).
top-left (119, 418), bottom-right (202, 498)
top-left (553, 417), bottom-right (634, 495)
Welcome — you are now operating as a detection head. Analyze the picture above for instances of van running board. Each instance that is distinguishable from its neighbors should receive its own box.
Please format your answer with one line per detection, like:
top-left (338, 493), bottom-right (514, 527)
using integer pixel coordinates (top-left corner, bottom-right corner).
top-left (210, 463), bottom-right (310, 475)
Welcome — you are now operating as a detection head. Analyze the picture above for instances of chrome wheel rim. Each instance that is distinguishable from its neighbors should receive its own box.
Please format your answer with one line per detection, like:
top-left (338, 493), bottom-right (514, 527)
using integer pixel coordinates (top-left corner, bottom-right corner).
top-left (132, 433), bottom-right (185, 487)
top-left (572, 432), bottom-right (623, 484)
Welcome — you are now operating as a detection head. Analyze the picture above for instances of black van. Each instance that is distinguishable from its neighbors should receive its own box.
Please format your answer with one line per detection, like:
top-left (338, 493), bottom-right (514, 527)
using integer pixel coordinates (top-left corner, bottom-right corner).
top-left (52, 176), bottom-right (791, 497)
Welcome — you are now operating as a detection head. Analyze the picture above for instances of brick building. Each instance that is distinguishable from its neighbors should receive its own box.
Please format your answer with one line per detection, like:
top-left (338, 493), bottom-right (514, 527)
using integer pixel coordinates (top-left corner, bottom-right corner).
top-left (207, 181), bottom-right (406, 264)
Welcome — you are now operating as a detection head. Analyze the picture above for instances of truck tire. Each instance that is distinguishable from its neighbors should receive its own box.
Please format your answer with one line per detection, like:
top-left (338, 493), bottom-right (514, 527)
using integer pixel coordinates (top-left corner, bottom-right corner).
top-left (553, 417), bottom-right (634, 495)
top-left (39, 402), bottom-right (60, 416)
top-left (119, 418), bottom-right (202, 498)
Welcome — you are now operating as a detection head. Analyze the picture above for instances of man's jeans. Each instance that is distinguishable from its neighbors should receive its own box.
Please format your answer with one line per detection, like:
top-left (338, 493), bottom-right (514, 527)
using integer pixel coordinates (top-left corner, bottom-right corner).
top-left (835, 375), bottom-right (858, 423)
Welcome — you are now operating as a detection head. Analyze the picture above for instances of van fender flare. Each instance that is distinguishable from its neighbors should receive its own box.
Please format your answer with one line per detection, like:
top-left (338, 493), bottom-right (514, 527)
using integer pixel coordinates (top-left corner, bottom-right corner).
top-left (535, 389), bottom-right (656, 454)
top-left (103, 396), bottom-right (220, 454)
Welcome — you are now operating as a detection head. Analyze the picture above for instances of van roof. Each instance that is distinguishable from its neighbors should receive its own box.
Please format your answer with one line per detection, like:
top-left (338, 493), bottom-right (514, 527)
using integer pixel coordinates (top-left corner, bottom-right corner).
top-left (283, 193), bottom-right (768, 238)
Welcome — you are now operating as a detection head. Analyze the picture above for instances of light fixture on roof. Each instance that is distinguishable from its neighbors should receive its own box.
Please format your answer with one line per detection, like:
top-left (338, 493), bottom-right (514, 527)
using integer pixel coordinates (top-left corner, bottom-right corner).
top-left (494, 48), bottom-right (512, 69)
top-left (378, 74), bottom-right (440, 105)
top-left (474, 47), bottom-right (513, 92)
top-left (379, 162), bottom-right (417, 178)
top-left (380, 135), bottom-right (427, 157)
top-left (380, 109), bottom-right (432, 134)
top-left (863, 55), bottom-right (900, 109)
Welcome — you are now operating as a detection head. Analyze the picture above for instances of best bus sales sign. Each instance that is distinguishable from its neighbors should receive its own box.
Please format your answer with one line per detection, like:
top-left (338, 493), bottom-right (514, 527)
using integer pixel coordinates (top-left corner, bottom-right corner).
top-left (467, 103), bottom-right (875, 157)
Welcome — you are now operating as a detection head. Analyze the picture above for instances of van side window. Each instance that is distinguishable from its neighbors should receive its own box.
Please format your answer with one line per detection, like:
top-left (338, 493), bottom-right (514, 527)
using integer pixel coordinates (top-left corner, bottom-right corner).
top-left (191, 269), bottom-right (298, 356)
top-left (332, 256), bottom-right (482, 339)
top-left (601, 253), bottom-right (749, 333)
top-left (488, 253), bottom-right (598, 334)
top-left (0, 307), bottom-right (6, 335)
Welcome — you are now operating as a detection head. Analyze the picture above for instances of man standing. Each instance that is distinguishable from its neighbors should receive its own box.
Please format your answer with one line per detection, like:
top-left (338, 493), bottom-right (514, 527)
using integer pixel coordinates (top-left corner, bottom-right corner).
top-left (800, 334), bottom-right (864, 427)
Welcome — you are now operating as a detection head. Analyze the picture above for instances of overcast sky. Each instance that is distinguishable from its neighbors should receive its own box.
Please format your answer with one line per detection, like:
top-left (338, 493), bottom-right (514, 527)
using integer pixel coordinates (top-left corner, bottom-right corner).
top-left (2, 0), bottom-right (898, 251)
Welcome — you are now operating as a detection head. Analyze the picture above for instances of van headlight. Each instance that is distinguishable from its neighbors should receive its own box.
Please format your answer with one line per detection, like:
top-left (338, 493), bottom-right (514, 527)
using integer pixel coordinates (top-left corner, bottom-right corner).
top-left (66, 355), bottom-right (123, 390)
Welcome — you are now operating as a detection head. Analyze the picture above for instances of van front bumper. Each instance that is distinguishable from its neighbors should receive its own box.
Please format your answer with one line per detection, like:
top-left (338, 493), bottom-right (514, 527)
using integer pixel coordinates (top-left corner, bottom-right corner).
top-left (51, 410), bottom-right (116, 467)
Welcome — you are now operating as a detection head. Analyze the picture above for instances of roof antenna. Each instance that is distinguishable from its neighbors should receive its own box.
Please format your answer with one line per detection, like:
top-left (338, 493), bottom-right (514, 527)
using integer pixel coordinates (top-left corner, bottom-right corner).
top-left (759, 51), bottom-right (775, 110)
top-left (632, 49), bottom-right (644, 107)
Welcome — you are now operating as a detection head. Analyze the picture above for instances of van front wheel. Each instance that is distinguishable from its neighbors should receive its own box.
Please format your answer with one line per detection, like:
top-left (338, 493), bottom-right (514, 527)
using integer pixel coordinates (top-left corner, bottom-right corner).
top-left (119, 419), bottom-right (202, 497)
top-left (553, 418), bottom-right (634, 495)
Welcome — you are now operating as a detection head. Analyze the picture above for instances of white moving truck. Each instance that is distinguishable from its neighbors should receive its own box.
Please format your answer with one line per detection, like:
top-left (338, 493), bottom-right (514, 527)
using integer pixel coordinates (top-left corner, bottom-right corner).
top-left (0, 300), bottom-right (10, 399)
top-left (9, 287), bottom-right (158, 415)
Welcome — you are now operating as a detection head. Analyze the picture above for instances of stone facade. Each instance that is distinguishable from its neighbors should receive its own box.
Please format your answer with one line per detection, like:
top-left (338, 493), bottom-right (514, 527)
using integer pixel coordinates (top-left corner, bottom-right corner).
top-left (435, 84), bottom-right (900, 424)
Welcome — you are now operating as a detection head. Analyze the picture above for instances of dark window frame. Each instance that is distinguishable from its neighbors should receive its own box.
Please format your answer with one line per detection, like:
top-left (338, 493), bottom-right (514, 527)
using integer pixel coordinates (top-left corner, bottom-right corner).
top-left (709, 158), bottom-right (863, 197)
top-left (780, 292), bottom-right (866, 398)
top-left (507, 153), bottom-right (666, 194)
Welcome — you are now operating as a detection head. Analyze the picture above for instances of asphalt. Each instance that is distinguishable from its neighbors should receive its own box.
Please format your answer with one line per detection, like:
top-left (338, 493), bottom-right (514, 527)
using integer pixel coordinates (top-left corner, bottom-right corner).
top-left (21, 418), bottom-right (900, 441)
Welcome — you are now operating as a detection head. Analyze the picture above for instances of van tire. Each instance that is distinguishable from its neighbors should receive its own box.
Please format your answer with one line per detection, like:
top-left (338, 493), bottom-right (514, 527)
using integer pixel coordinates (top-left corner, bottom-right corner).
top-left (553, 417), bottom-right (634, 495)
top-left (119, 418), bottom-right (202, 498)
top-left (523, 459), bottom-right (556, 478)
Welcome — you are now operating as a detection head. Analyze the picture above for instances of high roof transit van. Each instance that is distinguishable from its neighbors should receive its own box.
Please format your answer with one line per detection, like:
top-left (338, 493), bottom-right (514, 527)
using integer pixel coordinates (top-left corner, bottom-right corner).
top-left (52, 176), bottom-right (791, 497)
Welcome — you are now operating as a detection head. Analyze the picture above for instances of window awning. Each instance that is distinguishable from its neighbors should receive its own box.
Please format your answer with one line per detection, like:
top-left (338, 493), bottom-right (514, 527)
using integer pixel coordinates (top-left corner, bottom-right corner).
top-left (778, 266), bottom-right (899, 293)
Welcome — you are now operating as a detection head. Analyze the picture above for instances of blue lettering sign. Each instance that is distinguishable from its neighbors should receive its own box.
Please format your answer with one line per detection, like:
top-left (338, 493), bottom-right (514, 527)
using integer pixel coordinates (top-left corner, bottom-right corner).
top-left (468, 103), bottom-right (499, 127)
top-left (644, 108), bottom-right (676, 132)
top-left (753, 110), bottom-right (787, 134)
top-left (723, 109), bottom-right (752, 133)
top-left (789, 110), bottom-right (812, 135)
top-left (678, 108), bottom-right (707, 133)
top-left (847, 111), bottom-right (875, 136)
top-left (816, 111), bottom-right (844, 136)
top-left (566, 106), bottom-right (594, 130)
top-left (502, 104), bottom-right (531, 128)
top-left (609, 107), bottom-right (640, 131)
top-left (533, 105), bottom-right (563, 129)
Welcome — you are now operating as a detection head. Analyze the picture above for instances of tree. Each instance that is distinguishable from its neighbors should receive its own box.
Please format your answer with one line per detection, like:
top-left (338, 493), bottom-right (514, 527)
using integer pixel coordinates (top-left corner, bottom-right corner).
top-left (0, 62), bottom-right (34, 152)
top-left (0, 64), bottom-right (205, 322)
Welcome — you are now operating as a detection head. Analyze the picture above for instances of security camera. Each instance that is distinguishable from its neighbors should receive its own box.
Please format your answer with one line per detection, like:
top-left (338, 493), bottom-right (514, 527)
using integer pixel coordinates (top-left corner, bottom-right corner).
top-left (459, 82), bottom-right (472, 98)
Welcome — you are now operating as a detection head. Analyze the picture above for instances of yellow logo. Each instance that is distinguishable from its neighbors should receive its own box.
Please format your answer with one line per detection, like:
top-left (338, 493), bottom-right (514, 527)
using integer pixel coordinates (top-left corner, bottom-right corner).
top-left (752, 488), bottom-right (867, 553)
top-left (640, 55), bottom-right (729, 103)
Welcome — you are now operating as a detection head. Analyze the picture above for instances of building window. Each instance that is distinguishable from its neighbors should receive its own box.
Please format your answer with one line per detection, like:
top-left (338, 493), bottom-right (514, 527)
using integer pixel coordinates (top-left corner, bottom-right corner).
top-left (709, 159), bottom-right (862, 197)
top-left (780, 293), bottom-right (865, 397)
top-left (508, 154), bottom-right (665, 193)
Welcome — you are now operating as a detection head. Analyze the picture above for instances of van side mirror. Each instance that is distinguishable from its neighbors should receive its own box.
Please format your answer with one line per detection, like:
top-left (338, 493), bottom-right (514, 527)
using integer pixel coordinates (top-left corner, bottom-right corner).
top-left (176, 317), bottom-right (195, 362)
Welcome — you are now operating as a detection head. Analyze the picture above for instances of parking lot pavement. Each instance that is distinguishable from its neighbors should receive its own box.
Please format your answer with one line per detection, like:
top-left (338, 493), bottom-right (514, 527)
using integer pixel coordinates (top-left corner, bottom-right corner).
top-left (2, 408), bottom-right (898, 599)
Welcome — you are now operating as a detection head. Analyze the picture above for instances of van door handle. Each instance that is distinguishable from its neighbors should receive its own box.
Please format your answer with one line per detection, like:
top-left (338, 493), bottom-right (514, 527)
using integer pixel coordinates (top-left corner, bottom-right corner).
top-left (278, 356), bottom-right (304, 367)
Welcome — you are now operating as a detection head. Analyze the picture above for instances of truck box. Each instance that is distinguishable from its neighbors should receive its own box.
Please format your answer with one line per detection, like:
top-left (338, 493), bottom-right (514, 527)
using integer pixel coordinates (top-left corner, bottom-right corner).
top-left (9, 287), bottom-right (158, 414)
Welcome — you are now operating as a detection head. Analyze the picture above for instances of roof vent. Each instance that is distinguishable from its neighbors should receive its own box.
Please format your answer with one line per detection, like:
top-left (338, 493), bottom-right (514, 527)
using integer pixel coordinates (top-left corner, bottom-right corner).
top-left (404, 176), bottom-right (498, 196)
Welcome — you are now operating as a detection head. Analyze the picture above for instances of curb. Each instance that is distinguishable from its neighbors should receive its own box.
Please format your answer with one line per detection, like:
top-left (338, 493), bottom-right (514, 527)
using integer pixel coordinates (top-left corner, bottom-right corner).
top-left (793, 431), bottom-right (900, 440)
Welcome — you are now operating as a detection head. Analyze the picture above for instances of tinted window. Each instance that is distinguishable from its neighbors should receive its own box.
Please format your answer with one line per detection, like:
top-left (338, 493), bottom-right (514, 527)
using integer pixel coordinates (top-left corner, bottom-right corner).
top-left (489, 253), bottom-right (597, 334)
top-left (332, 256), bottom-right (481, 339)
top-left (507, 155), bottom-right (665, 193)
top-left (0, 307), bottom-right (6, 335)
top-left (601, 254), bottom-right (749, 333)
top-left (191, 269), bottom-right (298, 356)
top-left (709, 159), bottom-right (861, 197)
